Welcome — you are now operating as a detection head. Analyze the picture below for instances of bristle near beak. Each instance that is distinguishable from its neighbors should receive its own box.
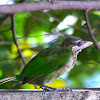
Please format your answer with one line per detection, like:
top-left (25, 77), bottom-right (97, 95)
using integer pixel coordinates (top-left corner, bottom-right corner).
top-left (83, 41), bottom-right (93, 49)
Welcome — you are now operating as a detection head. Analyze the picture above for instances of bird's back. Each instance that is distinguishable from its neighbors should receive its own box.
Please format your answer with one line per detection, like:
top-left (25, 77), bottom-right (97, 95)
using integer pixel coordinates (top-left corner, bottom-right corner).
top-left (16, 46), bottom-right (72, 85)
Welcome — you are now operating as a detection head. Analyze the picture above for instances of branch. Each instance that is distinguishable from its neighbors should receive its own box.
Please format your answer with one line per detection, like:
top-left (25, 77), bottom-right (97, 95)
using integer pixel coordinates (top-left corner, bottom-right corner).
top-left (43, 11), bottom-right (61, 23)
top-left (0, 28), bottom-right (11, 33)
top-left (0, 0), bottom-right (26, 25)
top-left (84, 10), bottom-right (100, 50)
top-left (0, 15), bottom-right (9, 26)
top-left (17, 34), bottom-right (50, 39)
top-left (0, 41), bottom-right (13, 45)
top-left (0, 1), bottom-right (100, 14)
top-left (11, 15), bottom-right (26, 65)
top-left (0, 56), bottom-right (19, 62)
top-left (25, 13), bottom-right (57, 28)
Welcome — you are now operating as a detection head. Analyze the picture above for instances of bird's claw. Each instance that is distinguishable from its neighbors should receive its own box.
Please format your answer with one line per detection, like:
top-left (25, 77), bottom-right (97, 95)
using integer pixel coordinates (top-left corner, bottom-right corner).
top-left (41, 86), bottom-right (57, 91)
top-left (41, 85), bottom-right (72, 91)
top-left (59, 88), bottom-right (72, 92)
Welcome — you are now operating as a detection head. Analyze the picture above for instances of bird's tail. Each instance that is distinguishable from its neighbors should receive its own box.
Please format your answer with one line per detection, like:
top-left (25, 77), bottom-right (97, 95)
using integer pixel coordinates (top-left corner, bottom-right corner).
top-left (0, 76), bottom-right (17, 85)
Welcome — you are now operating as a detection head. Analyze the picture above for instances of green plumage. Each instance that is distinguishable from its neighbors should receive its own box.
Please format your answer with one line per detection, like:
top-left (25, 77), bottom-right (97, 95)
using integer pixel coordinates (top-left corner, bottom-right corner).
top-left (16, 46), bottom-right (71, 86)
top-left (0, 36), bottom-right (92, 88)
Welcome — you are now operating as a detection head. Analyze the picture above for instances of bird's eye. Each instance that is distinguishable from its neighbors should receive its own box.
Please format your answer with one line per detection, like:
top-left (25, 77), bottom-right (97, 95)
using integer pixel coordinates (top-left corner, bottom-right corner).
top-left (77, 42), bottom-right (82, 47)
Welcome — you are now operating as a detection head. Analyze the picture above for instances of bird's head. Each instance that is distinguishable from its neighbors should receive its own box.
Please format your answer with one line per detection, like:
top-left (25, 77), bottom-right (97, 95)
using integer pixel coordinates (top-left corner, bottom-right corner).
top-left (60, 36), bottom-right (93, 54)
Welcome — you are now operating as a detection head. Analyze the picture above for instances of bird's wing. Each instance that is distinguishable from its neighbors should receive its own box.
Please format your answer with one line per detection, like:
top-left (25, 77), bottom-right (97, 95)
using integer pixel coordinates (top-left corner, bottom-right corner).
top-left (19, 47), bottom-right (71, 82)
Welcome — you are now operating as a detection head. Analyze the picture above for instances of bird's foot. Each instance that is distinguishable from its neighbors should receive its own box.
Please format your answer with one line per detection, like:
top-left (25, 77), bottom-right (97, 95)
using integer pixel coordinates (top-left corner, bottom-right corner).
top-left (41, 85), bottom-right (72, 91)
top-left (59, 88), bottom-right (72, 92)
top-left (40, 85), bottom-right (56, 91)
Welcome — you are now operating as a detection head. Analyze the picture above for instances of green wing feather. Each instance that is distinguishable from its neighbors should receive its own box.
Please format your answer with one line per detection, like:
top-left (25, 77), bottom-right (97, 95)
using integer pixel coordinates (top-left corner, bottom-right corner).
top-left (17, 47), bottom-right (71, 84)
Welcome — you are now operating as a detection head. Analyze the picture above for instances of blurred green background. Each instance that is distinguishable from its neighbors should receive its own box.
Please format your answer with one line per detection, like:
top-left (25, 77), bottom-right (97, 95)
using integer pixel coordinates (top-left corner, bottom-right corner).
top-left (0, 0), bottom-right (100, 89)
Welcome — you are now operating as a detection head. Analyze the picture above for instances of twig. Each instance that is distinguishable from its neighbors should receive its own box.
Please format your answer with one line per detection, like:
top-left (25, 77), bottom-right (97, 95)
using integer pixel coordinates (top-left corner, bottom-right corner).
top-left (0, 41), bottom-right (13, 45)
top-left (43, 11), bottom-right (61, 23)
top-left (84, 10), bottom-right (100, 50)
top-left (17, 25), bottom-right (88, 40)
top-left (25, 13), bottom-right (57, 28)
top-left (0, 15), bottom-right (9, 26)
top-left (11, 15), bottom-right (26, 65)
top-left (68, 25), bottom-right (88, 33)
top-left (17, 34), bottom-right (49, 39)
top-left (0, 56), bottom-right (19, 62)
top-left (0, 28), bottom-right (11, 33)
top-left (0, 0), bottom-right (26, 26)
top-left (42, 11), bottom-right (88, 33)
top-left (17, 33), bottom-right (59, 39)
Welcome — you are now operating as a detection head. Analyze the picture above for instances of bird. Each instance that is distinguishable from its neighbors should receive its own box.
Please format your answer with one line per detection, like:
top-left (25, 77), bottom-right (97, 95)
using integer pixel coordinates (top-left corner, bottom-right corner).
top-left (0, 36), bottom-right (93, 90)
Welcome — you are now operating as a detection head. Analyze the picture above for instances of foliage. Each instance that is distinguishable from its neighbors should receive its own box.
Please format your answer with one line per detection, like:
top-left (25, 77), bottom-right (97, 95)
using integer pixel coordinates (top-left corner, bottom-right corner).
top-left (0, 8), bottom-right (100, 89)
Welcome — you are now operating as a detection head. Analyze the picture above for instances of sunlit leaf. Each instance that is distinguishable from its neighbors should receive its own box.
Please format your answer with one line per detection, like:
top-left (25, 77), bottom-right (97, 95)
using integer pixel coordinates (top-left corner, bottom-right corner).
top-left (22, 83), bottom-right (35, 89)
top-left (22, 49), bottom-right (34, 57)
top-left (46, 79), bottom-right (66, 88)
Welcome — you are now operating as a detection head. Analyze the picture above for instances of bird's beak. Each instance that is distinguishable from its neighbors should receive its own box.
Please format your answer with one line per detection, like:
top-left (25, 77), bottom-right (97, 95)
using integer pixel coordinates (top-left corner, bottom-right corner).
top-left (83, 41), bottom-right (93, 49)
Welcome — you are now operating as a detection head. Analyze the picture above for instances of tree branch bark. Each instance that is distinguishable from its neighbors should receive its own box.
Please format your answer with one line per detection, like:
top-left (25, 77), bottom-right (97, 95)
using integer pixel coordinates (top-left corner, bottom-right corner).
top-left (0, 1), bottom-right (100, 14)
top-left (0, 41), bottom-right (13, 45)
top-left (11, 15), bottom-right (26, 65)
top-left (0, 89), bottom-right (100, 100)
top-left (84, 10), bottom-right (100, 50)
top-left (0, 0), bottom-right (26, 25)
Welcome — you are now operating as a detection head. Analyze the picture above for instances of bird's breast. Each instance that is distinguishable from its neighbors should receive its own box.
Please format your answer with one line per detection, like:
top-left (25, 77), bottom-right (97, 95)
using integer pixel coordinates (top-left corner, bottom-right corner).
top-left (55, 54), bottom-right (77, 77)
top-left (45, 53), bottom-right (77, 84)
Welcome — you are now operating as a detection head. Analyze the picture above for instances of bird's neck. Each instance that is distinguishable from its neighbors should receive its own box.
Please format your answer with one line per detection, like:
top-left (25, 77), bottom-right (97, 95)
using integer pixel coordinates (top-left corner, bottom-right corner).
top-left (62, 50), bottom-right (78, 73)
top-left (72, 46), bottom-right (82, 56)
